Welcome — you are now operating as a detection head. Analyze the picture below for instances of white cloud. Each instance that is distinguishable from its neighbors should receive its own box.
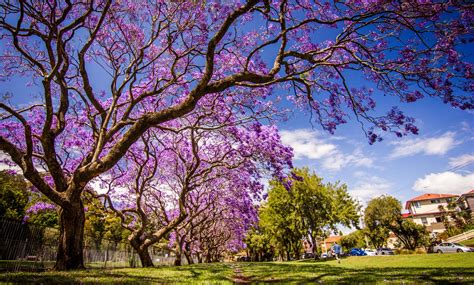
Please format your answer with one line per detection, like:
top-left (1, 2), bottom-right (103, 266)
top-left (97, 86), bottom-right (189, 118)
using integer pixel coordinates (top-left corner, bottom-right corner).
top-left (412, 171), bottom-right (474, 194)
top-left (448, 154), bottom-right (474, 169)
top-left (461, 121), bottom-right (471, 132)
top-left (280, 129), bottom-right (337, 160)
top-left (0, 152), bottom-right (21, 172)
top-left (390, 132), bottom-right (458, 158)
top-left (349, 174), bottom-right (392, 204)
top-left (321, 148), bottom-right (373, 171)
top-left (280, 129), bottom-right (373, 171)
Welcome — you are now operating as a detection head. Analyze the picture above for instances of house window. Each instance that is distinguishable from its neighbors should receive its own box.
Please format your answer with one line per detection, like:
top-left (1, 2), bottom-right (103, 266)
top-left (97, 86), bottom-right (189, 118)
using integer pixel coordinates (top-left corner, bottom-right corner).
top-left (431, 199), bottom-right (441, 204)
top-left (446, 198), bottom-right (452, 202)
top-left (421, 217), bottom-right (428, 225)
top-left (435, 217), bottom-right (442, 223)
top-left (413, 201), bottom-right (421, 208)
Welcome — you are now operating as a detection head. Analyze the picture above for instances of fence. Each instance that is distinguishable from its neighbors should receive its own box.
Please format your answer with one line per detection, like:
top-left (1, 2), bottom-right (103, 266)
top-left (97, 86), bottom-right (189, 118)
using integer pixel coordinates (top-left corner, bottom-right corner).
top-left (0, 217), bottom-right (179, 272)
top-left (446, 229), bottom-right (474, 243)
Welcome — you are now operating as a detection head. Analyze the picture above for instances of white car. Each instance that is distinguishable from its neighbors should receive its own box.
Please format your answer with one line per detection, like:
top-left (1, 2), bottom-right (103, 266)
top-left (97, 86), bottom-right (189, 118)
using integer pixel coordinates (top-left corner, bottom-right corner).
top-left (364, 249), bottom-right (376, 256)
top-left (433, 242), bottom-right (473, 253)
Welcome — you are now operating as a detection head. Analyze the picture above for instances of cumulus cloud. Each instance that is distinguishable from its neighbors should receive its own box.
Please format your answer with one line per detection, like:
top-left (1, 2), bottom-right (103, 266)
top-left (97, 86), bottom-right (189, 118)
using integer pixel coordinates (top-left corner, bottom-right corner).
top-left (349, 174), bottom-right (392, 204)
top-left (321, 148), bottom-right (373, 171)
top-left (280, 129), bottom-right (337, 160)
top-left (280, 129), bottom-right (373, 171)
top-left (412, 171), bottom-right (474, 194)
top-left (390, 132), bottom-right (458, 158)
top-left (448, 154), bottom-right (474, 169)
top-left (0, 152), bottom-right (21, 172)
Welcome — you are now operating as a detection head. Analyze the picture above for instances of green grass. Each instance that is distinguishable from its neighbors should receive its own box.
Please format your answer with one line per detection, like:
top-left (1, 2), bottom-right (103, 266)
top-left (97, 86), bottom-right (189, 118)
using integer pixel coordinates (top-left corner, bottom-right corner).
top-left (238, 254), bottom-right (474, 284)
top-left (0, 263), bottom-right (234, 284)
top-left (0, 254), bottom-right (473, 284)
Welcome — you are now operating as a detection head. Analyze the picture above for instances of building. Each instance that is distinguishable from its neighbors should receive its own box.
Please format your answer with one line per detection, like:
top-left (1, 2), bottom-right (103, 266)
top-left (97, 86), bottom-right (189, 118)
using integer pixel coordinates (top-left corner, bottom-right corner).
top-left (302, 236), bottom-right (342, 254)
top-left (321, 236), bottom-right (341, 253)
top-left (404, 193), bottom-right (458, 233)
top-left (457, 190), bottom-right (474, 221)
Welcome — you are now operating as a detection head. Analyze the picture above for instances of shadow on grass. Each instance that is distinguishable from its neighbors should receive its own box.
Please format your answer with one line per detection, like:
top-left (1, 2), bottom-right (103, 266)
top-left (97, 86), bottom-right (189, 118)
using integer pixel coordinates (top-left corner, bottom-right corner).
top-left (0, 263), bottom-right (234, 284)
top-left (0, 271), bottom-right (160, 285)
top-left (2, 262), bottom-right (472, 284)
top-left (238, 262), bottom-right (474, 284)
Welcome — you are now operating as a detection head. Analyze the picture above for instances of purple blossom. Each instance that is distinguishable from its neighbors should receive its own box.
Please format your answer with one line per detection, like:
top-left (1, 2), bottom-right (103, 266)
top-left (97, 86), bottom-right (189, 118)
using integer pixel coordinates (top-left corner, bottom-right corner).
top-left (26, 202), bottom-right (57, 214)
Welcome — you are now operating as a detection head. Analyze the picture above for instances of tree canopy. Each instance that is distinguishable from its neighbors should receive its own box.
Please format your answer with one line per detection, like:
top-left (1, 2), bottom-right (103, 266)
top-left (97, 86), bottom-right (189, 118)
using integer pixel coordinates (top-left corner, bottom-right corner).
top-left (0, 170), bottom-right (29, 220)
top-left (0, 0), bottom-right (472, 269)
top-left (248, 168), bottom-right (359, 260)
top-left (364, 195), bottom-right (429, 250)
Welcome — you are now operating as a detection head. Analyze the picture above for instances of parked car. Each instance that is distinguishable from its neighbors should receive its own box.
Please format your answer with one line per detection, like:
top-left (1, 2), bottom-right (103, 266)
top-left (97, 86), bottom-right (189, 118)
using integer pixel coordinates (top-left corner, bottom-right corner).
top-left (433, 242), bottom-right (473, 253)
top-left (320, 253), bottom-right (328, 259)
top-left (364, 249), bottom-right (376, 256)
top-left (376, 248), bottom-right (394, 255)
top-left (349, 248), bottom-right (367, 256)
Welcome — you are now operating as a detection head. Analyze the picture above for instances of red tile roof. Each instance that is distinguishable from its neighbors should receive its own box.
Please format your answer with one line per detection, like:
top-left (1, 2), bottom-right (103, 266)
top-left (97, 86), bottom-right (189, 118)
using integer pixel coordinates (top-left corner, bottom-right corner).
top-left (461, 190), bottom-right (474, 197)
top-left (405, 193), bottom-right (458, 209)
top-left (324, 236), bottom-right (341, 243)
top-left (402, 213), bottom-right (412, 218)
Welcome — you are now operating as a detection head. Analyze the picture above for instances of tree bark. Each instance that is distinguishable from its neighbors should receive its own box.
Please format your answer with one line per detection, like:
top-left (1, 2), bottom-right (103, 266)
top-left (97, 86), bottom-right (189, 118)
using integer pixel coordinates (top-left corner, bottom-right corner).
top-left (137, 247), bottom-right (154, 267)
top-left (174, 242), bottom-right (182, 266)
top-left (130, 236), bottom-right (154, 267)
top-left (174, 253), bottom-right (182, 266)
top-left (184, 250), bottom-right (193, 265)
top-left (54, 200), bottom-right (86, 270)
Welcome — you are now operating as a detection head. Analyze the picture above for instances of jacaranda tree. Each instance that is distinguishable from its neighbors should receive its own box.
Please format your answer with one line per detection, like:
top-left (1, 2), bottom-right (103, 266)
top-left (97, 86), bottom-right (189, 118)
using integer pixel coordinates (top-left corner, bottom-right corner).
top-left (92, 114), bottom-right (291, 267)
top-left (1, 0), bottom-right (472, 269)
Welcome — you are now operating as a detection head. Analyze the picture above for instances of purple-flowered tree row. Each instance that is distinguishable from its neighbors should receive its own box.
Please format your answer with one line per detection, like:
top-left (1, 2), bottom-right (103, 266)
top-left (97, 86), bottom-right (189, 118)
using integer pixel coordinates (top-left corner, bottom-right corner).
top-left (0, 0), bottom-right (472, 269)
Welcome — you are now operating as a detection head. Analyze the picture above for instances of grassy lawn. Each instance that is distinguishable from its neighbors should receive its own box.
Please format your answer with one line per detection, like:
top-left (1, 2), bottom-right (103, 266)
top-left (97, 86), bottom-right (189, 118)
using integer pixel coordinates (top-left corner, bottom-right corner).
top-left (0, 263), bottom-right (234, 284)
top-left (238, 254), bottom-right (474, 284)
top-left (0, 254), bottom-right (472, 284)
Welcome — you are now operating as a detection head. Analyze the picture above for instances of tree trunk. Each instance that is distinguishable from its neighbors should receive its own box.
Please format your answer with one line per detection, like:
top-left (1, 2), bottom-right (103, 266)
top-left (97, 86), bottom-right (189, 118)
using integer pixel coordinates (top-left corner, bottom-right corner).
top-left (184, 250), bottom-right (193, 265)
top-left (137, 247), bottom-right (154, 267)
top-left (130, 236), bottom-right (154, 267)
top-left (311, 234), bottom-right (319, 260)
top-left (174, 253), bottom-right (182, 266)
top-left (197, 253), bottom-right (202, 263)
top-left (173, 234), bottom-right (184, 266)
top-left (54, 200), bottom-right (86, 270)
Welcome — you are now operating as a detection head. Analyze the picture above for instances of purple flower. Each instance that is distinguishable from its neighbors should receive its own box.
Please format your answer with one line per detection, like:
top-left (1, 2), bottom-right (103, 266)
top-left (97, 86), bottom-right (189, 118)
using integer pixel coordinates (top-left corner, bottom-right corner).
top-left (26, 202), bottom-right (56, 214)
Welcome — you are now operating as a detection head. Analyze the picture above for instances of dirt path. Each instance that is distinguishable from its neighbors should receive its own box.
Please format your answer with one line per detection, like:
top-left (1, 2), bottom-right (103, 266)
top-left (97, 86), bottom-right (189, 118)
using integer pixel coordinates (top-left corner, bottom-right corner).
top-left (229, 264), bottom-right (251, 284)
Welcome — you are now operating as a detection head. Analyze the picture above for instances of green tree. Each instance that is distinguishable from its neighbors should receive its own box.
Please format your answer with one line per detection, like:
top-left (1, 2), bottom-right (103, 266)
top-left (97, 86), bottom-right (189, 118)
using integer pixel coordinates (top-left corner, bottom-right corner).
top-left (244, 227), bottom-right (274, 261)
top-left (254, 168), bottom-right (359, 260)
top-left (364, 195), bottom-right (401, 248)
top-left (0, 170), bottom-right (29, 219)
top-left (259, 181), bottom-right (305, 261)
top-left (365, 195), bottom-right (429, 250)
top-left (84, 194), bottom-right (128, 249)
top-left (340, 230), bottom-right (366, 250)
top-left (291, 168), bottom-right (359, 257)
top-left (391, 219), bottom-right (429, 250)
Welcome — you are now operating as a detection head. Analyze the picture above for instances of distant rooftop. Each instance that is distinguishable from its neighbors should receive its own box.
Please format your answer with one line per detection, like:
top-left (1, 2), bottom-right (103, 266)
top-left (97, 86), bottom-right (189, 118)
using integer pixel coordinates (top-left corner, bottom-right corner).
top-left (405, 193), bottom-right (458, 209)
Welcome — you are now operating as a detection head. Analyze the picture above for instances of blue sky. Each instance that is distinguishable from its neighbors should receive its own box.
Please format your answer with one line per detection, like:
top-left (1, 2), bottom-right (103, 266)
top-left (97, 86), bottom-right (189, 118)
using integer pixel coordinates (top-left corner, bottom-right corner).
top-left (1, 4), bottom-right (472, 216)
top-left (278, 96), bottom-right (473, 210)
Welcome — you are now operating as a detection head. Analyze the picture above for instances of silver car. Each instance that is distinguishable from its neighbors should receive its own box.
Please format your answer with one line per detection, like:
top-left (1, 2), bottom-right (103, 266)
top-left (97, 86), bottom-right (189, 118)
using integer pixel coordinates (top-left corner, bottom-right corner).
top-left (433, 242), bottom-right (473, 253)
